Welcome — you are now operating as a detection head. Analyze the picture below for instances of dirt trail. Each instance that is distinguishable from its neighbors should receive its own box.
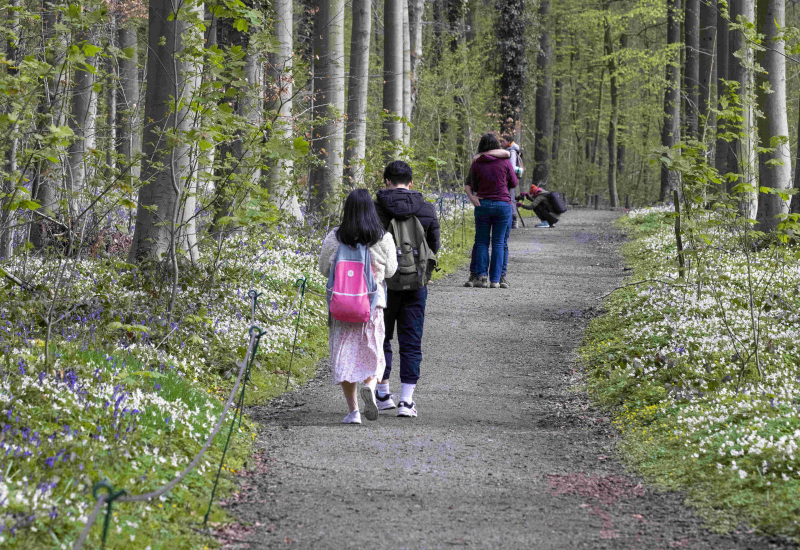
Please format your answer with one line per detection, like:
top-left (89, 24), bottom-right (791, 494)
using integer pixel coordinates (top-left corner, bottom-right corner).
top-left (223, 209), bottom-right (793, 549)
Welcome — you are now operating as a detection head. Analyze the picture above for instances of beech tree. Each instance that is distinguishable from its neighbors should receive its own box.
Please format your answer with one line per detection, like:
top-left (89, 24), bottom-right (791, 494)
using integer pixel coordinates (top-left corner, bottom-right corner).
top-left (266, 0), bottom-right (300, 216)
top-left (728, 0), bottom-right (757, 218)
top-left (497, 0), bottom-right (526, 134)
top-left (660, 0), bottom-right (681, 202)
top-left (755, 0), bottom-right (791, 232)
top-left (604, 12), bottom-right (619, 207)
top-left (684, 0), bottom-right (699, 138)
top-left (531, 0), bottom-right (552, 188)
top-left (344, 0), bottom-right (371, 186)
top-left (128, 0), bottom-right (203, 262)
top-left (308, 0), bottom-right (345, 213)
top-left (383, 0), bottom-right (404, 147)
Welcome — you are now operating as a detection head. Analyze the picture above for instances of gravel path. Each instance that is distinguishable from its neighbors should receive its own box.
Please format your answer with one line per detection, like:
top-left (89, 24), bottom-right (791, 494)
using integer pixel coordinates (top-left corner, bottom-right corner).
top-left (222, 209), bottom-right (794, 549)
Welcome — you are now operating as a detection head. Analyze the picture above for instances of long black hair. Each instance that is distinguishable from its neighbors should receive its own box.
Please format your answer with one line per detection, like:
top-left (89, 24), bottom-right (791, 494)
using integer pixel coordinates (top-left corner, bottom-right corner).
top-left (477, 133), bottom-right (500, 154)
top-left (337, 189), bottom-right (385, 247)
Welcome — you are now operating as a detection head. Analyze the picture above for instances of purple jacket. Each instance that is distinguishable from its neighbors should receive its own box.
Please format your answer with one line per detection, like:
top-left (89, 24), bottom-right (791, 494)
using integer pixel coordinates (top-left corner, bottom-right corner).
top-left (466, 153), bottom-right (518, 203)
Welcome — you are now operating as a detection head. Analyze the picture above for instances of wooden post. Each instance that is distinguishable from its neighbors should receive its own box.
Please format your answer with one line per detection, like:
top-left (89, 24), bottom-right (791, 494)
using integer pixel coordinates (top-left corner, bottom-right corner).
top-left (673, 189), bottom-right (685, 278)
top-left (594, 194), bottom-right (600, 209)
top-left (624, 194), bottom-right (630, 209)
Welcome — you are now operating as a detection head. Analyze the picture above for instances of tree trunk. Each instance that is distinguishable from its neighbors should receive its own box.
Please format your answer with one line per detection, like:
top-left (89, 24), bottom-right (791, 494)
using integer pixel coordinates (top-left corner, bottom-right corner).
top-left (116, 23), bottom-right (140, 181)
top-left (604, 16), bottom-right (619, 207)
top-left (698, 0), bottom-right (716, 141)
top-left (728, 0), bottom-right (757, 218)
top-left (714, 4), bottom-right (730, 179)
top-left (792, 98), bottom-right (800, 214)
top-left (308, 0), bottom-right (345, 214)
top-left (532, 0), bottom-right (552, 187)
top-left (402, 0), bottom-right (412, 145)
top-left (497, 0), bottom-right (526, 134)
top-left (616, 33), bottom-right (627, 178)
top-left (660, 0), bottom-right (681, 202)
top-left (344, 0), bottom-right (371, 187)
top-left (296, 0), bottom-right (315, 65)
top-left (408, 0), bottom-right (425, 113)
top-left (68, 30), bottom-right (99, 218)
top-left (684, 0), bottom-right (700, 138)
top-left (552, 32), bottom-right (563, 161)
top-left (266, 0), bottom-right (300, 216)
top-left (383, 0), bottom-right (404, 147)
top-left (129, 0), bottom-right (203, 262)
top-left (755, 0), bottom-right (790, 231)
top-left (31, 3), bottom-right (66, 249)
top-left (0, 0), bottom-right (21, 259)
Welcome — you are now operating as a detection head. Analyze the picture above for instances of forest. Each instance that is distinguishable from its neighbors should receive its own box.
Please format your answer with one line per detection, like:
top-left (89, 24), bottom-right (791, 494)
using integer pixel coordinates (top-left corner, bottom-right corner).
top-left (3, 0), bottom-right (800, 547)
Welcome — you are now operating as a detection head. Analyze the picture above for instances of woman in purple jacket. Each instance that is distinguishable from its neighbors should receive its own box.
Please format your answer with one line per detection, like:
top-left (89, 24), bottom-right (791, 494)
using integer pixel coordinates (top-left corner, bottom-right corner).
top-left (464, 134), bottom-right (518, 288)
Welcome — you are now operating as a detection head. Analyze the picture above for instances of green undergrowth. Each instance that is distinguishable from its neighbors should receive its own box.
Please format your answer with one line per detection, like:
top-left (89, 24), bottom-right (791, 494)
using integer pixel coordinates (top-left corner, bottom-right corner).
top-left (580, 207), bottom-right (800, 542)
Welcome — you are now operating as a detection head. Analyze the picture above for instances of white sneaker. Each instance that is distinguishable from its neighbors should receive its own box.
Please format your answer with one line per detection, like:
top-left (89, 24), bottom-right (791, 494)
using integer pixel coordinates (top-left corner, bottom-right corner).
top-left (360, 385), bottom-right (379, 421)
top-left (343, 410), bottom-right (361, 424)
top-left (397, 401), bottom-right (417, 418)
top-left (376, 391), bottom-right (396, 410)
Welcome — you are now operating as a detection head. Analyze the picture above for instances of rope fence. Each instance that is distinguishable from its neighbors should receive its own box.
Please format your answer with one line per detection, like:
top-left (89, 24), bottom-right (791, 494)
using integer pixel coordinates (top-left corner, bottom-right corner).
top-left (71, 273), bottom-right (320, 549)
top-left (68, 194), bottom-right (470, 548)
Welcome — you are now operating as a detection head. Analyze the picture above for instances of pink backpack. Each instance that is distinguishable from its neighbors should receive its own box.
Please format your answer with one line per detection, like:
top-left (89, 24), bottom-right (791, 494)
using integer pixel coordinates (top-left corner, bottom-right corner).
top-left (326, 240), bottom-right (380, 323)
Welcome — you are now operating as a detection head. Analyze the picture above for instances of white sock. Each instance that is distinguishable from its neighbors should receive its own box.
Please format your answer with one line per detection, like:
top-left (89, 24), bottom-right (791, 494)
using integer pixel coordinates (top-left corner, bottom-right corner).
top-left (401, 383), bottom-right (416, 404)
top-left (377, 382), bottom-right (390, 397)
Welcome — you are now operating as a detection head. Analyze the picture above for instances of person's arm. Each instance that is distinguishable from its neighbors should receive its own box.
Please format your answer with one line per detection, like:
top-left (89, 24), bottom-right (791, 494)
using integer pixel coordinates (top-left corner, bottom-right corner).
top-left (507, 160), bottom-right (519, 190)
top-left (382, 232), bottom-right (398, 279)
top-left (465, 167), bottom-right (481, 207)
top-left (424, 204), bottom-right (441, 254)
top-left (318, 230), bottom-right (339, 276)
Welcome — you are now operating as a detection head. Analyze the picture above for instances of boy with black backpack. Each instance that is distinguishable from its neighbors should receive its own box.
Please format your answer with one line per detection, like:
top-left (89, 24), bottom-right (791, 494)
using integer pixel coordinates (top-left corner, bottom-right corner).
top-left (374, 161), bottom-right (440, 417)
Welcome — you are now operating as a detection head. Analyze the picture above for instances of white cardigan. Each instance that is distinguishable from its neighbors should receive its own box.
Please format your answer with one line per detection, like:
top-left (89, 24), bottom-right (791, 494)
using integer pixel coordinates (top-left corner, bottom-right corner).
top-left (318, 229), bottom-right (398, 308)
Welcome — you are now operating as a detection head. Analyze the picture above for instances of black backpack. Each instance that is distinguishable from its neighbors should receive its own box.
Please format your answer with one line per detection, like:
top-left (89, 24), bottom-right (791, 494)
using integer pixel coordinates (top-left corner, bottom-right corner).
top-left (386, 216), bottom-right (437, 291)
top-left (548, 191), bottom-right (568, 214)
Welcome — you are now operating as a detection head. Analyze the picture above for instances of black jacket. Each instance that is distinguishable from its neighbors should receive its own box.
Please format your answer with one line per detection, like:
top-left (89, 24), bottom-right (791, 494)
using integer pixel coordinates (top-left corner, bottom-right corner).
top-left (375, 188), bottom-right (441, 254)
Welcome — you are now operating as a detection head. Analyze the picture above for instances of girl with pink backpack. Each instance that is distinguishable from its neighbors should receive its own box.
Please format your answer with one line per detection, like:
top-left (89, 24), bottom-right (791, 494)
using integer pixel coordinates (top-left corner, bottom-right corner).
top-left (318, 189), bottom-right (398, 424)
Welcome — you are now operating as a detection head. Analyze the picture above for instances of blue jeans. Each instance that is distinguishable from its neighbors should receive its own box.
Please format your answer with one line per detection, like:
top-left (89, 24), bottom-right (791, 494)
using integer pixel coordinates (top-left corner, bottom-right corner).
top-left (474, 200), bottom-right (512, 283)
top-left (469, 221), bottom-right (510, 278)
top-left (383, 286), bottom-right (427, 384)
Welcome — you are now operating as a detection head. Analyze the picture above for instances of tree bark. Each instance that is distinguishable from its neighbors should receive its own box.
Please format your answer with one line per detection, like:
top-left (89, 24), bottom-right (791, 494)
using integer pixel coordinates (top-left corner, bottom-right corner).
top-left (402, 0), bottom-right (412, 145)
top-left (129, 0), bottom-right (203, 262)
top-left (552, 32), bottom-right (562, 162)
top-left (699, 0), bottom-right (716, 141)
top-left (684, 0), bottom-right (700, 138)
top-left (67, 29), bottom-right (99, 218)
top-left (604, 15), bottom-right (619, 207)
top-left (116, 23), bottom-right (141, 181)
top-left (497, 0), bottom-right (526, 134)
top-left (714, 3), bottom-right (730, 179)
top-left (728, 0), bottom-right (757, 218)
top-left (0, 0), bottom-right (21, 259)
top-left (532, 0), bottom-right (552, 187)
top-left (616, 32), bottom-right (627, 178)
top-left (266, 0), bottom-right (300, 216)
top-left (344, 0), bottom-right (371, 187)
top-left (660, 0), bottom-right (681, 202)
top-left (408, 0), bottom-right (425, 113)
top-left (383, 0), bottom-right (404, 148)
top-left (308, 0), bottom-right (345, 214)
top-left (755, 0), bottom-right (790, 231)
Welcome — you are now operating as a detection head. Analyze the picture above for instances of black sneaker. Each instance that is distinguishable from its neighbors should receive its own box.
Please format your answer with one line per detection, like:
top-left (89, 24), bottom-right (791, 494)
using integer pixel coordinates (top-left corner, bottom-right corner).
top-left (463, 274), bottom-right (479, 287)
top-left (499, 277), bottom-right (510, 289)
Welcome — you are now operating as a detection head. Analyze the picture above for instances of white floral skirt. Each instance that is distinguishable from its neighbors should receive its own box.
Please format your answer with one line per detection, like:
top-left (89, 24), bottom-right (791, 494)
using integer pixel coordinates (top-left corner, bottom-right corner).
top-left (329, 306), bottom-right (386, 385)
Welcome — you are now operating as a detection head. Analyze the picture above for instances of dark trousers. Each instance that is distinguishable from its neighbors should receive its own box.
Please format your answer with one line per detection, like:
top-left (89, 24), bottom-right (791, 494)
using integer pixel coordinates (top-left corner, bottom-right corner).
top-left (383, 286), bottom-right (427, 384)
